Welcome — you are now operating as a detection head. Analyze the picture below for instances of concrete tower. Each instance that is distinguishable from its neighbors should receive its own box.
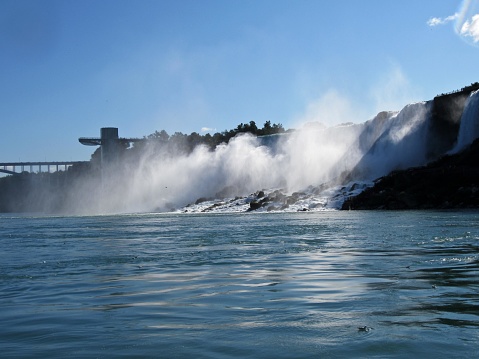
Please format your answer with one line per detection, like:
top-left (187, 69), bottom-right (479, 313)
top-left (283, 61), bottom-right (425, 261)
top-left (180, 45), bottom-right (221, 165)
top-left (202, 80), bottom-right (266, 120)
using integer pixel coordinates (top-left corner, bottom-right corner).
top-left (100, 127), bottom-right (120, 168)
top-left (79, 127), bottom-right (140, 173)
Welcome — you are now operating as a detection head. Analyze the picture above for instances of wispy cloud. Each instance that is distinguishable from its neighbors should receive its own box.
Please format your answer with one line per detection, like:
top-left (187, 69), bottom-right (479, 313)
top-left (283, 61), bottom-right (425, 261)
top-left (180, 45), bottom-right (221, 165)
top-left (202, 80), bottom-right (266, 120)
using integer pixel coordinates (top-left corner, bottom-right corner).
top-left (201, 127), bottom-right (216, 133)
top-left (427, 13), bottom-right (458, 27)
top-left (427, 2), bottom-right (479, 46)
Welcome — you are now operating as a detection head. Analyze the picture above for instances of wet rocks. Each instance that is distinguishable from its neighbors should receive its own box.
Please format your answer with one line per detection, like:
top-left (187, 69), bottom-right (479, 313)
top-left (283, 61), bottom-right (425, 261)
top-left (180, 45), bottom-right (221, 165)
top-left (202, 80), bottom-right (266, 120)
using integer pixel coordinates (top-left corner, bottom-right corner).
top-left (342, 139), bottom-right (479, 210)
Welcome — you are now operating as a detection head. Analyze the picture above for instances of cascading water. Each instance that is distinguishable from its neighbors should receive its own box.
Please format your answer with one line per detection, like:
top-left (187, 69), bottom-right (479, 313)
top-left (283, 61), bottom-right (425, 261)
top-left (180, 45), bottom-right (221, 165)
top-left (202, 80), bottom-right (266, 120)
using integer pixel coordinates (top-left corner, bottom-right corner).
top-left (348, 101), bottom-right (432, 180)
top-left (450, 89), bottom-right (479, 153)
top-left (91, 95), bottom-right (470, 213)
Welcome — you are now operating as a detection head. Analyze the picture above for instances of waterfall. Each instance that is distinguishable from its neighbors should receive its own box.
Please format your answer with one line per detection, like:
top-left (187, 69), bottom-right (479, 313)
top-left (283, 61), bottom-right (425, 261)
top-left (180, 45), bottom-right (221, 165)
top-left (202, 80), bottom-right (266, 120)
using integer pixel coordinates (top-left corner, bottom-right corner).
top-left (348, 101), bottom-right (432, 180)
top-left (450, 89), bottom-right (479, 153)
top-left (100, 100), bottom-right (438, 212)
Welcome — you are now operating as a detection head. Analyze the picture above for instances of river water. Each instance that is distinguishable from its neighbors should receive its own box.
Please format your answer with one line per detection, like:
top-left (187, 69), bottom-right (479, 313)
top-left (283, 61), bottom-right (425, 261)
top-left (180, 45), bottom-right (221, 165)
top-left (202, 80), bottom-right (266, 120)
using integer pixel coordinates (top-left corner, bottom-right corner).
top-left (1, 211), bottom-right (478, 358)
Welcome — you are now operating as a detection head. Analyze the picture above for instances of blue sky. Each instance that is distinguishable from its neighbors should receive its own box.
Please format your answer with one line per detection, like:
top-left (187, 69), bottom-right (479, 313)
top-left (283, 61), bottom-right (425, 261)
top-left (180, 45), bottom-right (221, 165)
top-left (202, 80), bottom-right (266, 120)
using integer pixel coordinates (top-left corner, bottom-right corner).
top-left (1, 0), bottom-right (478, 162)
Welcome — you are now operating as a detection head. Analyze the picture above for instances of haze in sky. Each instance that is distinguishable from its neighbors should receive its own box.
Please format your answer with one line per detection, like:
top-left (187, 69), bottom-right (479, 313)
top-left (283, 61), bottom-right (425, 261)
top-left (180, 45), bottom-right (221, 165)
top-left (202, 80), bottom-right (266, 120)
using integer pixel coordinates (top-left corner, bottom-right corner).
top-left (0, 0), bottom-right (478, 163)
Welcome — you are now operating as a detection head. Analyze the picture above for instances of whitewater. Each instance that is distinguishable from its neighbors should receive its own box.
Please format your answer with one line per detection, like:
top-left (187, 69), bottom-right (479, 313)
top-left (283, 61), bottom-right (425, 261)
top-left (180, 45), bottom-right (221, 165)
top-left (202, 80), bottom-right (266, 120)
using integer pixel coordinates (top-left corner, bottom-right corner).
top-left (85, 89), bottom-right (479, 215)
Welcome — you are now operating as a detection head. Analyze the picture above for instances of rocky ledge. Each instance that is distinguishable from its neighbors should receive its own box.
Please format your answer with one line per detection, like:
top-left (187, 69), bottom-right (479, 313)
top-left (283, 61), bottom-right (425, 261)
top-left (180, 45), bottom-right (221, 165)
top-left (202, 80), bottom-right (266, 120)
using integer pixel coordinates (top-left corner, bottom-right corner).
top-left (342, 139), bottom-right (479, 210)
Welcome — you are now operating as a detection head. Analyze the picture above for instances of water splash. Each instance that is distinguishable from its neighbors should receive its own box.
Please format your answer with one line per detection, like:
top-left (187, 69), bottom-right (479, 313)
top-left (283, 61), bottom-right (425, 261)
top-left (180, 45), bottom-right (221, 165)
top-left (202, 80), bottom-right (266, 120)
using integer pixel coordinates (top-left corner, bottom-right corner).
top-left (99, 102), bottom-right (438, 214)
top-left (346, 102), bottom-right (431, 180)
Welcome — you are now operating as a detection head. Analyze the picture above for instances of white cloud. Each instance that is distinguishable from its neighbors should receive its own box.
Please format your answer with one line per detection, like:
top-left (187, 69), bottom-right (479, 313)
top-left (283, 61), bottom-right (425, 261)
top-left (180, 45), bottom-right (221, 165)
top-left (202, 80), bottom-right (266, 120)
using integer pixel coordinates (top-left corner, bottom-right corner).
top-left (459, 13), bottom-right (479, 42)
top-left (427, 13), bottom-right (458, 27)
top-left (201, 127), bottom-right (216, 133)
top-left (428, 1), bottom-right (479, 47)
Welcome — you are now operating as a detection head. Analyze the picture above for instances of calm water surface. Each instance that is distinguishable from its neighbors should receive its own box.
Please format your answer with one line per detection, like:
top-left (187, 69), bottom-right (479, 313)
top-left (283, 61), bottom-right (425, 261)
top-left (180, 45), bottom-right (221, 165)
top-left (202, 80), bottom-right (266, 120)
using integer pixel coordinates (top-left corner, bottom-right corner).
top-left (1, 211), bottom-right (478, 358)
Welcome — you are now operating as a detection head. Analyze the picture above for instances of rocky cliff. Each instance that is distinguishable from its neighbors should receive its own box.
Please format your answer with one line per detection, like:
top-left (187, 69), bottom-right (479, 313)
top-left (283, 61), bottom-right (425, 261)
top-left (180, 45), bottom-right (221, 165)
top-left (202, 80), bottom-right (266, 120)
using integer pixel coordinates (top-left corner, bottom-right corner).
top-left (341, 138), bottom-right (479, 210)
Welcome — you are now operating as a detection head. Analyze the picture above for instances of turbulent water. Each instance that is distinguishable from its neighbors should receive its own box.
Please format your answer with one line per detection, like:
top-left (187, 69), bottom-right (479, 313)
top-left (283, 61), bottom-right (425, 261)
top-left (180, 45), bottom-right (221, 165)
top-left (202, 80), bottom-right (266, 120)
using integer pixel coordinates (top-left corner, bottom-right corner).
top-left (1, 211), bottom-right (478, 358)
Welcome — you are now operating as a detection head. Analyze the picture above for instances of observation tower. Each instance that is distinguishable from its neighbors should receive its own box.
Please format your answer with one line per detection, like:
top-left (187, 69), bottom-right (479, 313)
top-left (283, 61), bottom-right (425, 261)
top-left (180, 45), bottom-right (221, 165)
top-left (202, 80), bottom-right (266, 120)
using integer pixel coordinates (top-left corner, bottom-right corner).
top-left (79, 127), bottom-right (141, 169)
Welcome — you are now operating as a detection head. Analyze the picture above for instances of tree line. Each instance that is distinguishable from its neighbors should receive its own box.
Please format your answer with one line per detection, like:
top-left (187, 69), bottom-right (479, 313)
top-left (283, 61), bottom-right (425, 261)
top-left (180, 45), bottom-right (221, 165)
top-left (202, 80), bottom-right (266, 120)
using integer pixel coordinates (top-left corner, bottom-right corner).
top-left (145, 120), bottom-right (285, 151)
top-left (89, 120), bottom-right (287, 163)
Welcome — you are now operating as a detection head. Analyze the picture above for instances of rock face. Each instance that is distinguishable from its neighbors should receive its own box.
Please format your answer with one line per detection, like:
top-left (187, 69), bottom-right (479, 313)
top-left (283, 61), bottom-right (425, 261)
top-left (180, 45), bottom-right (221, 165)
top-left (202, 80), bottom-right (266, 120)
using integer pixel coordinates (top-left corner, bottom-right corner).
top-left (426, 92), bottom-right (469, 159)
top-left (342, 139), bottom-right (479, 210)
top-left (356, 85), bottom-right (477, 177)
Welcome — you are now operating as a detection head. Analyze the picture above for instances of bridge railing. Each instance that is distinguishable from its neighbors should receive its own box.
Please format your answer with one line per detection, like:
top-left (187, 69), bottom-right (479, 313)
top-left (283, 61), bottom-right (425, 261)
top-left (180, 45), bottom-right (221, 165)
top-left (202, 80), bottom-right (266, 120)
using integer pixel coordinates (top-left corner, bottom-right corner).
top-left (0, 161), bottom-right (88, 175)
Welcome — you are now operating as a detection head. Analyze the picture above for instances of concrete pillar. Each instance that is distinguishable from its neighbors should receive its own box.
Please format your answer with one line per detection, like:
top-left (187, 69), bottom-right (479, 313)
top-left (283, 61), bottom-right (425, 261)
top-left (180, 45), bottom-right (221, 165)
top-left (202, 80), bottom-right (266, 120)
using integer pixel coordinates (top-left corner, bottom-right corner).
top-left (100, 128), bottom-right (120, 166)
top-left (97, 128), bottom-right (120, 209)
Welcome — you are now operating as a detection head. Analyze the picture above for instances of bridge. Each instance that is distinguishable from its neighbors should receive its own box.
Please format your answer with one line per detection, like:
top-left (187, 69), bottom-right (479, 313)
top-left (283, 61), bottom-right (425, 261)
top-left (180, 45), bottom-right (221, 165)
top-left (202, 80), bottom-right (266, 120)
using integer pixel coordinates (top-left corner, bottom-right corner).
top-left (1, 127), bottom-right (136, 176)
top-left (0, 161), bottom-right (87, 175)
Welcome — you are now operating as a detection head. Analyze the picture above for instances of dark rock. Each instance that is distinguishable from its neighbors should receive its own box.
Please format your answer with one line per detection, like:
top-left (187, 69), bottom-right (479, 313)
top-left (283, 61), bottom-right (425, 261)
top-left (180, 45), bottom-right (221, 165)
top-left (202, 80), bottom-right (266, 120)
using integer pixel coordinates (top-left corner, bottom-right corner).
top-left (260, 196), bottom-right (270, 203)
top-left (426, 92), bottom-right (469, 158)
top-left (343, 139), bottom-right (479, 210)
top-left (248, 201), bottom-right (262, 211)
